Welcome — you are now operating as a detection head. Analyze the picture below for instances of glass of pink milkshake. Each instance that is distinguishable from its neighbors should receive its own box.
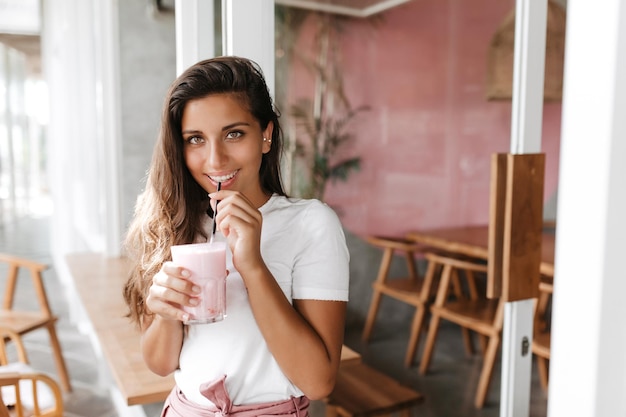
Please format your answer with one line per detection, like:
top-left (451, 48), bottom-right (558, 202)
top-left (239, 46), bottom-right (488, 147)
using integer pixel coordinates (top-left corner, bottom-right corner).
top-left (171, 241), bottom-right (227, 324)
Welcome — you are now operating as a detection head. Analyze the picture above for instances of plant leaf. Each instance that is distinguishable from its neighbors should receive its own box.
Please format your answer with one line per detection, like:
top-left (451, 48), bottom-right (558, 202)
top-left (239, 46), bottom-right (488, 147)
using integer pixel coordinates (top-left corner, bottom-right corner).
top-left (329, 158), bottom-right (361, 183)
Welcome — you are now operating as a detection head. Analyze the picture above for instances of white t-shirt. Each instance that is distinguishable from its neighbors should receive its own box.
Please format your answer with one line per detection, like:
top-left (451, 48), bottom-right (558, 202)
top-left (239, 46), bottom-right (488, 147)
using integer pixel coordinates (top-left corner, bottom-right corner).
top-left (175, 195), bottom-right (350, 406)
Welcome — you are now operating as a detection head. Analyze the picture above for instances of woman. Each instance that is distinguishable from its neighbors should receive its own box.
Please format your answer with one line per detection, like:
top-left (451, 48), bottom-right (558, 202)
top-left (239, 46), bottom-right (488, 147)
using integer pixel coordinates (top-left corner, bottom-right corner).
top-left (123, 56), bottom-right (349, 416)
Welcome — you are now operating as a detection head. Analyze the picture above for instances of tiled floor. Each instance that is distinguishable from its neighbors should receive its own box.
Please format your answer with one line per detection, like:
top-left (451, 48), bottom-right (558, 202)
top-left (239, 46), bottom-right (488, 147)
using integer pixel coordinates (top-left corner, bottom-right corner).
top-left (0, 214), bottom-right (548, 416)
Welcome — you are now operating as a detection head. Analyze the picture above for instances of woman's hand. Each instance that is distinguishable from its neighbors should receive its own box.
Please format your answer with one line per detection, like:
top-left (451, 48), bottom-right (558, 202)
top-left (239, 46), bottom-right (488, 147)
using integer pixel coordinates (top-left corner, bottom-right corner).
top-left (210, 190), bottom-right (266, 275)
top-left (141, 262), bottom-right (193, 376)
top-left (146, 262), bottom-right (200, 323)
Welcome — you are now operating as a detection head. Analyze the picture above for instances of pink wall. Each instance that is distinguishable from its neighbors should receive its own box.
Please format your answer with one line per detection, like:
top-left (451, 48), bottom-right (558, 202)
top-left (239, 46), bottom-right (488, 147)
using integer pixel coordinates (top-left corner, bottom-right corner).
top-left (288, 0), bottom-right (562, 238)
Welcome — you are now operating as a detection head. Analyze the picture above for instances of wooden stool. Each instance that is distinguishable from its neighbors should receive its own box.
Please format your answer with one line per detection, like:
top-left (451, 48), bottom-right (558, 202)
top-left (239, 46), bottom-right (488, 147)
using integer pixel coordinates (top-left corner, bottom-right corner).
top-left (325, 363), bottom-right (423, 417)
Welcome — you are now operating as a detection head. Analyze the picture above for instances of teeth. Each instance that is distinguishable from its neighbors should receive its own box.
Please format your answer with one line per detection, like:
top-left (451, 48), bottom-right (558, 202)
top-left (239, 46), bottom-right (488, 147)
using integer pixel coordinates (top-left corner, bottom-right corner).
top-left (210, 171), bottom-right (237, 182)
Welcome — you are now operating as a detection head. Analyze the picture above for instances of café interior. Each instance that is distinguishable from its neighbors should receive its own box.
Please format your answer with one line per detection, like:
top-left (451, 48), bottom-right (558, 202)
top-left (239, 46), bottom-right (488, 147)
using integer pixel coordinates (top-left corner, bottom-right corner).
top-left (0, 0), bottom-right (625, 416)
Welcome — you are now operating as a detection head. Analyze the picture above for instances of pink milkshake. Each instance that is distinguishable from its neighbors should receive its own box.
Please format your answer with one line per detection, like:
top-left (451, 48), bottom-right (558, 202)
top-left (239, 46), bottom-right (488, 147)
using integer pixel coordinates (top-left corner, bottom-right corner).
top-left (171, 241), bottom-right (227, 324)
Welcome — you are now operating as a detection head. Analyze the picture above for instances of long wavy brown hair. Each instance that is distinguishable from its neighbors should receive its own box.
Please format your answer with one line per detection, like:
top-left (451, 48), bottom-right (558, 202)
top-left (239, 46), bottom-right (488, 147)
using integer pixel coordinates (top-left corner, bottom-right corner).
top-left (123, 56), bottom-right (287, 327)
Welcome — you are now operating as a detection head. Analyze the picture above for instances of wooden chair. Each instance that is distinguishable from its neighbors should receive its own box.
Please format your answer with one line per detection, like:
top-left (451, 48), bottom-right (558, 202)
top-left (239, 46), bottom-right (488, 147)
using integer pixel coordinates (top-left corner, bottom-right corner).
top-left (362, 236), bottom-right (478, 367)
top-left (361, 236), bottom-right (433, 367)
top-left (0, 327), bottom-right (64, 417)
top-left (414, 154), bottom-right (545, 408)
top-left (532, 279), bottom-right (553, 392)
top-left (0, 372), bottom-right (18, 417)
top-left (0, 254), bottom-right (71, 392)
top-left (418, 252), bottom-right (501, 409)
top-left (325, 362), bottom-right (423, 417)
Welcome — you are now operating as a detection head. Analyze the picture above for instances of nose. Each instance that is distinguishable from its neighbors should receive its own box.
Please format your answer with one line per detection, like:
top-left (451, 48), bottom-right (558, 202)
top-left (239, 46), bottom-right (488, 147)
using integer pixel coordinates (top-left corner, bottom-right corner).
top-left (207, 141), bottom-right (228, 168)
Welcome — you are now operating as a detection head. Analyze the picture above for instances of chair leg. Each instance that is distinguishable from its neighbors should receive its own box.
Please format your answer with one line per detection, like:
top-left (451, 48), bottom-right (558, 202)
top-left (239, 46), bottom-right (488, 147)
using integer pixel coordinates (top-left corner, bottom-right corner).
top-left (465, 269), bottom-right (479, 300)
top-left (450, 269), bottom-right (464, 299)
top-left (461, 328), bottom-right (475, 356)
top-left (362, 290), bottom-right (383, 342)
top-left (474, 335), bottom-right (500, 408)
top-left (536, 291), bottom-right (551, 330)
top-left (362, 248), bottom-right (394, 342)
top-left (0, 402), bottom-right (9, 417)
top-left (404, 251), bottom-right (418, 281)
top-left (537, 356), bottom-right (549, 392)
top-left (477, 334), bottom-right (488, 356)
top-left (46, 323), bottom-right (72, 392)
top-left (419, 314), bottom-right (441, 375)
top-left (404, 306), bottom-right (427, 367)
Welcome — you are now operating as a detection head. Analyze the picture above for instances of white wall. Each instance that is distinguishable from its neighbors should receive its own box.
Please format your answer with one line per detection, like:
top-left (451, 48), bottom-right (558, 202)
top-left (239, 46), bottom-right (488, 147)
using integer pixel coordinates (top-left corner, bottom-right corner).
top-left (549, 0), bottom-right (626, 415)
top-left (42, 0), bottom-right (176, 270)
top-left (117, 1), bottom-right (176, 232)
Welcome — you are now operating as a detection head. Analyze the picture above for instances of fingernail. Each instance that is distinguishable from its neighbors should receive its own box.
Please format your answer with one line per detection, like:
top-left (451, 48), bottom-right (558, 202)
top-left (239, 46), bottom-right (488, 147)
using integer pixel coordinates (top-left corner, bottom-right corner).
top-left (192, 285), bottom-right (201, 293)
top-left (182, 313), bottom-right (189, 322)
top-left (181, 270), bottom-right (190, 278)
top-left (189, 298), bottom-right (199, 306)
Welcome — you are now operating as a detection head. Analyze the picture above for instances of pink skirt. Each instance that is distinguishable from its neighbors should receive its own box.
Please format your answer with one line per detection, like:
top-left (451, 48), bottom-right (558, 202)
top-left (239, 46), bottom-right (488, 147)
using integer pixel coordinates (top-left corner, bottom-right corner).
top-left (161, 375), bottom-right (310, 417)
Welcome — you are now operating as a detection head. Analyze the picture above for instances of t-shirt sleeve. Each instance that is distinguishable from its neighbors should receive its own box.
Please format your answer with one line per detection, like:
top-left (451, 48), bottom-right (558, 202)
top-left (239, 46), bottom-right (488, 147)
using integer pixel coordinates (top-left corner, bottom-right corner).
top-left (291, 200), bottom-right (350, 301)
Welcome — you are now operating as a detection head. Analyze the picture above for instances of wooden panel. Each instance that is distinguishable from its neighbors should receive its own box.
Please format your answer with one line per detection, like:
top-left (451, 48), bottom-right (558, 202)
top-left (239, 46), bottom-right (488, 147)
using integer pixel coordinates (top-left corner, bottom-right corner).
top-left (487, 153), bottom-right (507, 299)
top-left (502, 153), bottom-right (545, 301)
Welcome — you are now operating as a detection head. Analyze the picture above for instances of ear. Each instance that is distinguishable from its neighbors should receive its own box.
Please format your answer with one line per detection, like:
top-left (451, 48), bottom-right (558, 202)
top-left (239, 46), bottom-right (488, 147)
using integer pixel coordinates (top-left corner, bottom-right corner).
top-left (262, 121), bottom-right (274, 154)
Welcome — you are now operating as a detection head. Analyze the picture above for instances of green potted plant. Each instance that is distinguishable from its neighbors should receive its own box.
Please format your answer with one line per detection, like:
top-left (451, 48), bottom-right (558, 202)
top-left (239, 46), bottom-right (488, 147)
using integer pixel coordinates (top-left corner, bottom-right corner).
top-left (277, 9), bottom-right (368, 200)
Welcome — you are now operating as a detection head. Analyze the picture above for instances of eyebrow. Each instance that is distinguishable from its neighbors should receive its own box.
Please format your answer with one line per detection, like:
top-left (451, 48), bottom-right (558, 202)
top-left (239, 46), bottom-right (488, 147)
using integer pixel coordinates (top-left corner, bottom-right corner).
top-left (222, 122), bottom-right (251, 130)
top-left (182, 122), bottom-right (251, 135)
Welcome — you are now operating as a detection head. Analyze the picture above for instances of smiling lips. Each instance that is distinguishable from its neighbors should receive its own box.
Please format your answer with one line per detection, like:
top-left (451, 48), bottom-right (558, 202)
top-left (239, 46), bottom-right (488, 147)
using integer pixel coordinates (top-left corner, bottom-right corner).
top-left (209, 170), bottom-right (238, 184)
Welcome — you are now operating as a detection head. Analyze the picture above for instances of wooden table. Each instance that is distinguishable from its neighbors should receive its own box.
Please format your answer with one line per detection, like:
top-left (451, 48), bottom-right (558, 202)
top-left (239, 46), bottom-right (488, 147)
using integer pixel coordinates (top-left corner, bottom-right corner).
top-left (66, 253), bottom-right (175, 406)
top-left (406, 224), bottom-right (555, 277)
top-left (66, 252), bottom-right (361, 407)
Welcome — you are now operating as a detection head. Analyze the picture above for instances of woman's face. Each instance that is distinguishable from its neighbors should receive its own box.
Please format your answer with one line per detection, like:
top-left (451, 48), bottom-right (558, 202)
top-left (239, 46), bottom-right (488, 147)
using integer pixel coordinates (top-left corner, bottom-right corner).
top-left (181, 94), bottom-right (273, 208)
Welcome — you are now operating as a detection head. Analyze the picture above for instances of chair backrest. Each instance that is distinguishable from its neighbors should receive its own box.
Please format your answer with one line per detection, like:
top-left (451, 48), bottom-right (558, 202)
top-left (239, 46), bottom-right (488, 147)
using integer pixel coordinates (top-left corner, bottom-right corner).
top-left (0, 254), bottom-right (52, 317)
top-left (0, 327), bottom-right (30, 367)
top-left (534, 279), bottom-right (554, 327)
top-left (0, 327), bottom-right (64, 417)
top-left (0, 372), bottom-right (18, 417)
top-left (425, 253), bottom-right (506, 331)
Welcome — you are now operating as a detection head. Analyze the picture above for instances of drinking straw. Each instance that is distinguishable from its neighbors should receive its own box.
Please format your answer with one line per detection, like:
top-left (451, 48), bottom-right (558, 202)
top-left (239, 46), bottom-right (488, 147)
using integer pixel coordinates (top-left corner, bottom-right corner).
top-left (209, 182), bottom-right (221, 243)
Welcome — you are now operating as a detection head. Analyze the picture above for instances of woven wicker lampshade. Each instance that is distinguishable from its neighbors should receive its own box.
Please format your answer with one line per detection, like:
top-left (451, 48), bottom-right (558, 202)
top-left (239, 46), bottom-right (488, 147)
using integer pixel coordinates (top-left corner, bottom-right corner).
top-left (486, 1), bottom-right (566, 101)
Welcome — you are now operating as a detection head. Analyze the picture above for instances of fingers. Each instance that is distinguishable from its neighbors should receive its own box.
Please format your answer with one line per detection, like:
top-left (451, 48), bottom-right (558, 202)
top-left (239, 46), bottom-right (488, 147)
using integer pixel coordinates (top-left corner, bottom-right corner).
top-left (210, 191), bottom-right (263, 237)
top-left (146, 262), bottom-right (200, 322)
top-left (209, 191), bottom-right (265, 273)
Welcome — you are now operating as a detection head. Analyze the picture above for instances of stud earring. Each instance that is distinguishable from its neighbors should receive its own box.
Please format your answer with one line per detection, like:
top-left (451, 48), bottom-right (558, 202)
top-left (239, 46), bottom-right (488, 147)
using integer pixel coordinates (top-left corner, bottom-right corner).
top-left (263, 137), bottom-right (272, 144)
